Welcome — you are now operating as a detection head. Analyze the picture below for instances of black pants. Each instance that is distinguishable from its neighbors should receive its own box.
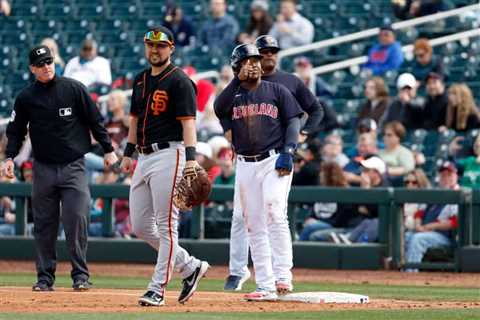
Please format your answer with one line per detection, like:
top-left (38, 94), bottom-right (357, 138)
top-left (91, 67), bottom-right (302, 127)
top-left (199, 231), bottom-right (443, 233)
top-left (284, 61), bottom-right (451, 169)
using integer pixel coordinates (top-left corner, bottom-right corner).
top-left (32, 158), bottom-right (90, 285)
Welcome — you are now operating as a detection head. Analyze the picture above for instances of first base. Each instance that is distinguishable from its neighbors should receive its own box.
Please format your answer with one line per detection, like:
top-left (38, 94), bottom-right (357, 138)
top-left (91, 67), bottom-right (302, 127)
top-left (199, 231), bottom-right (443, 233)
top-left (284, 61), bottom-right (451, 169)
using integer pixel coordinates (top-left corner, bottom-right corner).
top-left (277, 292), bottom-right (369, 304)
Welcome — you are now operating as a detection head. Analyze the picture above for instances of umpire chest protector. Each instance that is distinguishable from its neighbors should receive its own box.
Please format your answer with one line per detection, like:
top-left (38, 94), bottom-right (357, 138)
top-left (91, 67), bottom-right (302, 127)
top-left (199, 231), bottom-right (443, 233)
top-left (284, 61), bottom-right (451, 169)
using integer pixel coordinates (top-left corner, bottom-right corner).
top-left (130, 63), bottom-right (197, 147)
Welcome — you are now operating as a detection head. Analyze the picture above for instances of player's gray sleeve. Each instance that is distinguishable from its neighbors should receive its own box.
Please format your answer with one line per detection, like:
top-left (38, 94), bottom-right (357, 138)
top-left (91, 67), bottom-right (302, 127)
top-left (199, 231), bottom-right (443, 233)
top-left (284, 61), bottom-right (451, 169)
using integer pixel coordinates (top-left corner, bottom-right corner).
top-left (284, 116), bottom-right (301, 147)
top-left (302, 99), bottom-right (325, 134)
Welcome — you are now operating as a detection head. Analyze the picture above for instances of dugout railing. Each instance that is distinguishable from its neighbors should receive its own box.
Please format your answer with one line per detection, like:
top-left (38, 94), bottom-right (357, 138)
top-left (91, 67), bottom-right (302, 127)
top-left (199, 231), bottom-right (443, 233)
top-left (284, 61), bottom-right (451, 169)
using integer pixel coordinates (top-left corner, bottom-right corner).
top-left (0, 183), bottom-right (478, 271)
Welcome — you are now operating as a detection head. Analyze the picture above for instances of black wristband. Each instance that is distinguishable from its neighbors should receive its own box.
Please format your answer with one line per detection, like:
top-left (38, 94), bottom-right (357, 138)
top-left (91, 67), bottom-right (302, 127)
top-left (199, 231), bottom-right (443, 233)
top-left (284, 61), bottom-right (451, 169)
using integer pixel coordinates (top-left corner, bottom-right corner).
top-left (185, 146), bottom-right (196, 161)
top-left (124, 143), bottom-right (136, 158)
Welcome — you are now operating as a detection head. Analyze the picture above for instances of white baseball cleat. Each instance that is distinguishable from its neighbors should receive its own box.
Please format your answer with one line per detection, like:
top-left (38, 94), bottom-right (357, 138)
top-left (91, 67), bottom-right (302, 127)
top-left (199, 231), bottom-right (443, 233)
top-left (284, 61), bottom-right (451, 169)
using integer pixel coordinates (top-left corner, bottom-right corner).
top-left (244, 289), bottom-right (278, 301)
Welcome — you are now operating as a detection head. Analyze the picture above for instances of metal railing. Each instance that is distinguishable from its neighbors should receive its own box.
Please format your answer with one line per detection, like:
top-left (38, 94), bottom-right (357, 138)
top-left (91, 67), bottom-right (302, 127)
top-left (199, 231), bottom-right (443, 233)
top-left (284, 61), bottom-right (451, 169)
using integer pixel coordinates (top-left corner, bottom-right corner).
top-left (312, 28), bottom-right (480, 75)
top-left (277, 3), bottom-right (480, 64)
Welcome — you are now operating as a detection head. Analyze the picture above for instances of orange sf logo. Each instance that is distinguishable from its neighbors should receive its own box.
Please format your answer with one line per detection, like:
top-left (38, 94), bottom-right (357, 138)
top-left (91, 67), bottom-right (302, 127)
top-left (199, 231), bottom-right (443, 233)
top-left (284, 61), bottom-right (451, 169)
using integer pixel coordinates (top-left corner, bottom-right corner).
top-left (151, 90), bottom-right (168, 115)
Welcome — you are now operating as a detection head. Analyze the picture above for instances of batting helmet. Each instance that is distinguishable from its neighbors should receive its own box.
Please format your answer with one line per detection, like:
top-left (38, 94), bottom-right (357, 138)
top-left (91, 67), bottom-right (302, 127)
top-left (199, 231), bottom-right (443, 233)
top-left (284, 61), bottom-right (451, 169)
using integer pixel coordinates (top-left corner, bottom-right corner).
top-left (230, 44), bottom-right (263, 71)
top-left (255, 35), bottom-right (280, 52)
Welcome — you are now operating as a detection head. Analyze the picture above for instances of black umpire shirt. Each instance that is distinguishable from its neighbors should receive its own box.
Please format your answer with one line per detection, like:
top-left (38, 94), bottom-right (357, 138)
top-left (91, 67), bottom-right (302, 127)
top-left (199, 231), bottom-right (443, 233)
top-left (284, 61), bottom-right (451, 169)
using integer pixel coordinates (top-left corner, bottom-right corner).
top-left (6, 76), bottom-right (114, 164)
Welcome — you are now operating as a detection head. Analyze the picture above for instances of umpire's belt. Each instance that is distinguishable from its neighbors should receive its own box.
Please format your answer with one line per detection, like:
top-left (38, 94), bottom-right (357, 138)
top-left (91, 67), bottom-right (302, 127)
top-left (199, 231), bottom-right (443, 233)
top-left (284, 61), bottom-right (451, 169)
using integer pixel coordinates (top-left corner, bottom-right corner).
top-left (237, 149), bottom-right (280, 162)
top-left (136, 142), bottom-right (170, 155)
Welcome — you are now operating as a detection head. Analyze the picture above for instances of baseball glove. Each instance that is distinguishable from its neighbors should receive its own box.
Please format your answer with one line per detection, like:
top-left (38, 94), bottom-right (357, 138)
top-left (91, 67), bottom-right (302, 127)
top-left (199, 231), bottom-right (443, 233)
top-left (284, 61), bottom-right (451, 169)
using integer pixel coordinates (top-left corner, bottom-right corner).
top-left (173, 164), bottom-right (212, 211)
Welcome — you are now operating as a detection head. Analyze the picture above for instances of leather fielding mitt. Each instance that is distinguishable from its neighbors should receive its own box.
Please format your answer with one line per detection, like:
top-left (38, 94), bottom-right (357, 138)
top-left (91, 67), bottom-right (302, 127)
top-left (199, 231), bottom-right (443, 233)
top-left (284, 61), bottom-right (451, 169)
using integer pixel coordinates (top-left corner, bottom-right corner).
top-left (173, 164), bottom-right (212, 211)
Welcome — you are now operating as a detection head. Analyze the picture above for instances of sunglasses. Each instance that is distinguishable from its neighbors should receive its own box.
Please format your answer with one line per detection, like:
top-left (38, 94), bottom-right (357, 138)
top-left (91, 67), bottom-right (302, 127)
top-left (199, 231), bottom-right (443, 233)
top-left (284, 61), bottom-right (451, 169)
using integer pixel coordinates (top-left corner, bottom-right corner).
top-left (34, 58), bottom-right (53, 68)
top-left (404, 179), bottom-right (418, 185)
top-left (259, 48), bottom-right (279, 55)
top-left (144, 31), bottom-right (173, 45)
top-left (415, 52), bottom-right (427, 58)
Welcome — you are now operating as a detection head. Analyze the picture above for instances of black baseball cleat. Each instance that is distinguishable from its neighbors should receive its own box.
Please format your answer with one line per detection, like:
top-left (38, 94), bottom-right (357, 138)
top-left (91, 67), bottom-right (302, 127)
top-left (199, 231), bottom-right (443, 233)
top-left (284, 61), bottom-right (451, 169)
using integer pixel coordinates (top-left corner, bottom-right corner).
top-left (138, 290), bottom-right (165, 306)
top-left (72, 279), bottom-right (92, 291)
top-left (178, 261), bottom-right (210, 304)
top-left (32, 281), bottom-right (54, 292)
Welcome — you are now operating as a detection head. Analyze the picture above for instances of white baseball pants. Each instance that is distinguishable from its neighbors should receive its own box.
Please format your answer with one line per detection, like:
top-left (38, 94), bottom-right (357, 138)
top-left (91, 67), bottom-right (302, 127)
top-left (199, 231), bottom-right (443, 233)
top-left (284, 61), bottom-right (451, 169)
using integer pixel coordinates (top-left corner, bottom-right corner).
top-left (129, 144), bottom-right (201, 294)
top-left (234, 154), bottom-right (293, 291)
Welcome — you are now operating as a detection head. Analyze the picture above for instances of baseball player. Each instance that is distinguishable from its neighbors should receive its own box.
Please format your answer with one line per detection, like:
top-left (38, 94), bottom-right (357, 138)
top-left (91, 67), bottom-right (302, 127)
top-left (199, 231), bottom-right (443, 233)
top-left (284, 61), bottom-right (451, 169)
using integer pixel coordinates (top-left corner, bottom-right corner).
top-left (215, 44), bottom-right (303, 301)
top-left (120, 26), bottom-right (209, 307)
top-left (1, 45), bottom-right (118, 291)
top-left (214, 35), bottom-right (324, 293)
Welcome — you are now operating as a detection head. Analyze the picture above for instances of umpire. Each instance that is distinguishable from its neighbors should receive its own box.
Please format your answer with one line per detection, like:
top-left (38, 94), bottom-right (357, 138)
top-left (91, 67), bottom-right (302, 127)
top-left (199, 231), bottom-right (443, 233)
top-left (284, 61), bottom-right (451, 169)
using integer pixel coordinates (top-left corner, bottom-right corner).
top-left (1, 45), bottom-right (118, 291)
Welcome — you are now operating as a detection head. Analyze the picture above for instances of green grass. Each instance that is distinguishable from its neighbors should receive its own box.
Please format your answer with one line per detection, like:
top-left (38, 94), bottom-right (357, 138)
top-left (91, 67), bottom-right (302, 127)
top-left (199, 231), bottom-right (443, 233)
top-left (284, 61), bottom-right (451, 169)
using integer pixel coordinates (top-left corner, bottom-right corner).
top-left (1, 272), bottom-right (479, 319)
top-left (0, 310), bottom-right (479, 320)
top-left (1, 273), bottom-right (479, 302)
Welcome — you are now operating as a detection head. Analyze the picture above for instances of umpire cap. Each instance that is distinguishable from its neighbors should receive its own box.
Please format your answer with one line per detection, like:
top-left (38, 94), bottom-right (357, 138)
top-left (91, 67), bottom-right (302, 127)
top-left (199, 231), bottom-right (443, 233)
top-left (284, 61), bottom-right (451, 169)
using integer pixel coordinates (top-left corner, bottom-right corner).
top-left (230, 44), bottom-right (263, 71)
top-left (255, 35), bottom-right (281, 52)
top-left (29, 45), bottom-right (53, 66)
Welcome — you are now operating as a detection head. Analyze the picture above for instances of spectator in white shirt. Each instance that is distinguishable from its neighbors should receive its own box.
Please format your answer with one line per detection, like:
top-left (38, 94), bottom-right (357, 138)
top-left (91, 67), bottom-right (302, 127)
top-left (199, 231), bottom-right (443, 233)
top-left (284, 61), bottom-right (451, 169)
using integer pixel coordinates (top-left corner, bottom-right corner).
top-left (64, 39), bottom-right (112, 88)
top-left (268, 0), bottom-right (314, 49)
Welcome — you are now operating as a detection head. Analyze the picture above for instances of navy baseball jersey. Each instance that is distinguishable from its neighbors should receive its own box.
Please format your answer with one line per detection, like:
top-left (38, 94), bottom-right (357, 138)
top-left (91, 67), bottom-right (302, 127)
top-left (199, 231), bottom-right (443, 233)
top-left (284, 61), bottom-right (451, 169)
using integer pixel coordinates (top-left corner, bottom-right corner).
top-left (262, 70), bottom-right (317, 115)
top-left (130, 64), bottom-right (197, 146)
top-left (226, 81), bottom-right (303, 156)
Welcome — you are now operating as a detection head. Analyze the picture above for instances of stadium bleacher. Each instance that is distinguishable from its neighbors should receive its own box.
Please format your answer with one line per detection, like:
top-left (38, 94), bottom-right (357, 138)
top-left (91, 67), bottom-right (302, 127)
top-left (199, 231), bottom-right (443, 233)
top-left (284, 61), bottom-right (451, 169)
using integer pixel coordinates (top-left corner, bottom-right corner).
top-left (0, 1), bottom-right (478, 157)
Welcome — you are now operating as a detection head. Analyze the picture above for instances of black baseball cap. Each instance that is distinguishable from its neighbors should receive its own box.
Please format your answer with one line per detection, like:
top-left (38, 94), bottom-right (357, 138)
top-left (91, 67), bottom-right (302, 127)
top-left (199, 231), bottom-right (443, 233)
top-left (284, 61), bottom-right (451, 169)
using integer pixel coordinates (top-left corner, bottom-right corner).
top-left (29, 45), bottom-right (53, 66)
top-left (426, 72), bottom-right (444, 82)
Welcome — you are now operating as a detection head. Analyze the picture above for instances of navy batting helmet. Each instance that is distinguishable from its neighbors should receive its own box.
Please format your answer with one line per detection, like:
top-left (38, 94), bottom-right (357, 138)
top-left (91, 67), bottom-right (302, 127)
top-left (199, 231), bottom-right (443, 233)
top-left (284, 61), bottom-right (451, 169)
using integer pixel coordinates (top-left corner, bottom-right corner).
top-left (230, 44), bottom-right (263, 71)
top-left (255, 35), bottom-right (280, 52)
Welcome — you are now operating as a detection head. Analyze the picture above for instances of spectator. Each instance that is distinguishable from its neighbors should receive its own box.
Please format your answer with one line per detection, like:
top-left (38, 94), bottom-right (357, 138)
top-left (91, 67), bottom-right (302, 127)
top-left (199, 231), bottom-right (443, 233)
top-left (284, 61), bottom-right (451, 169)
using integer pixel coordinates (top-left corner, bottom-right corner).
top-left (299, 162), bottom-right (355, 241)
top-left (198, 0), bottom-right (239, 51)
top-left (321, 134), bottom-right (349, 168)
top-left (384, 73), bottom-right (424, 129)
top-left (163, 4), bottom-right (196, 48)
top-left (183, 66), bottom-right (222, 135)
top-left (408, 38), bottom-right (444, 86)
top-left (422, 72), bottom-right (448, 130)
top-left (344, 133), bottom-right (379, 185)
top-left (344, 156), bottom-right (390, 243)
top-left (444, 83), bottom-right (480, 132)
top-left (357, 77), bottom-right (390, 127)
top-left (196, 142), bottom-right (221, 182)
top-left (0, 0), bottom-right (11, 16)
top-left (105, 89), bottom-right (129, 150)
top-left (404, 161), bottom-right (459, 272)
top-left (237, 0), bottom-right (273, 44)
top-left (0, 176), bottom-right (15, 236)
top-left (213, 147), bottom-right (235, 185)
top-left (215, 64), bottom-right (234, 94)
top-left (455, 134), bottom-right (480, 189)
top-left (269, 0), bottom-right (314, 49)
top-left (292, 140), bottom-right (321, 186)
top-left (64, 39), bottom-right (112, 88)
top-left (403, 169), bottom-right (431, 231)
top-left (363, 25), bottom-right (404, 76)
top-left (294, 56), bottom-right (334, 101)
top-left (89, 166), bottom-right (132, 238)
top-left (392, 0), bottom-right (446, 20)
top-left (321, 156), bottom-right (389, 243)
top-left (207, 135), bottom-right (230, 163)
top-left (379, 121), bottom-right (415, 179)
top-left (41, 38), bottom-right (65, 75)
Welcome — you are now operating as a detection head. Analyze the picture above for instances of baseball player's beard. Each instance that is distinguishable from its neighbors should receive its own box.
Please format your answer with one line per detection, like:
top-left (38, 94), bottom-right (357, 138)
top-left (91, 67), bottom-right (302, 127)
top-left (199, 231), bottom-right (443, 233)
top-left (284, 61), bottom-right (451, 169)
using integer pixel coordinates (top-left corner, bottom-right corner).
top-left (150, 57), bottom-right (169, 68)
